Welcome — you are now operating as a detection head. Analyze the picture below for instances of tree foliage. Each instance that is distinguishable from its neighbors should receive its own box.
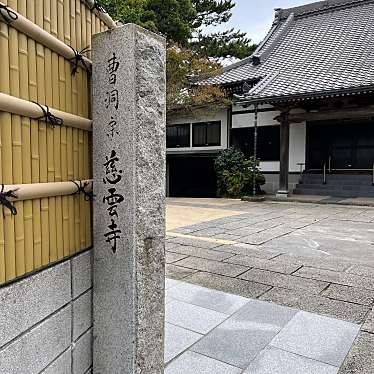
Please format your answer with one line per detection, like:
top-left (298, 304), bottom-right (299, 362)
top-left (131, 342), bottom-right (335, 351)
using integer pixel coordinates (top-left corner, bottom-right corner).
top-left (101, 0), bottom-right (255, 59)
top-left (166, 47), bottom-right (230, 114)
top-left (215, 148), bottom-right (265, 197)
top-left (101, 0), bottom-right (256, 114)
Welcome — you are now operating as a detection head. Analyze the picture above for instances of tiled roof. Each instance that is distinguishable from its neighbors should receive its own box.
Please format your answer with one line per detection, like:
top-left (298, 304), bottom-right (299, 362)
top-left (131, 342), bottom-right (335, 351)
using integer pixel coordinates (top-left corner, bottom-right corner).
top-left (201, 0), bottom-right (374, 103)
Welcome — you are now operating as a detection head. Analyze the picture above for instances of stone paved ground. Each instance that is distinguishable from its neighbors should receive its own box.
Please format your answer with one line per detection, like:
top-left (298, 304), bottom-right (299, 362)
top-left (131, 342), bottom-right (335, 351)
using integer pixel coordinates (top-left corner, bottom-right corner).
top-left (165, 198), bottom-right (374, 374)
top-left (165, 279), bottom-right (359, 374)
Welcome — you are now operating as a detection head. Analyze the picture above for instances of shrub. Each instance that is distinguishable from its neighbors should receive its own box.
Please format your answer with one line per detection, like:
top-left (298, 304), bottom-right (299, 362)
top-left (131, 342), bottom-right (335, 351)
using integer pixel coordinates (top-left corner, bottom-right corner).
top-left (215, 148), bottom-right (265, 198)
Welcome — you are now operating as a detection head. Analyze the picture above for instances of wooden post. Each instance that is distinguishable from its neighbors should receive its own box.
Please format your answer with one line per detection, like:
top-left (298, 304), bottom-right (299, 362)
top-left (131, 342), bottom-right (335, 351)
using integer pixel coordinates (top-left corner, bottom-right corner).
top-left (277, 111), bottom-right (290, 198)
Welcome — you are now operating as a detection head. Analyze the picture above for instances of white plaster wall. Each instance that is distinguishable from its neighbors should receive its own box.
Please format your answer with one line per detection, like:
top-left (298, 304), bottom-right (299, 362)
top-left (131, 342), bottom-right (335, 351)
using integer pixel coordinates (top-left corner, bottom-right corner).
top-left (290, 122), bottom-right (306, 172)
top-left (167, 109), bottom-right (228, 153)
top-left (232, 104), bottom-right (306, 173)
top-left (232, 104), bottom-right (280, 128)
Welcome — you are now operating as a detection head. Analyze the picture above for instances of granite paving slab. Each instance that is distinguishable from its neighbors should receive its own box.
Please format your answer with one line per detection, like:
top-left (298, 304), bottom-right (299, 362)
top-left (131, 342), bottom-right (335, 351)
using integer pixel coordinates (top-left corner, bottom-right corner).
top-left (270, 311), bottom-right (360, 367)
top-left (165, 300), bottom-right (229, 334)
top-left (165, 351), bottom-right (242, 374)
top-left (295, 267), bottom-right (374, 290)
top-left (321, 284), bottom-right (374, 306)
top-left (168, 237), bottom-right (224, 249)
top-left (183, 272), bottom-right (272, 299)
top-left (240, 268), bottom-right (329, 294)
top-left (164, 323), bottom-right (202, 364)
top-left (338, 332), bottom-right (374, 374)
top-left (272, 254), bottom-right (352, 272)
top-left (243, 346), bottom-right (339, 374)
top-left (167, 245), bottom-right (234, 261)
top-left (166, 282), bottom-right (249, 315)
top-left (191, 299), bottom-right (297, 369)
top-left (260, 287), bottom-right (369, 323)
top-left (213, 244), bottom-right (282, 259)
top-left (224, 255), bottom-right (301, 274)
top-left (362, 307), bottom-right (374, 334)
top-left (166, 264), bottom-right (199, 280)
top-left (173, 257), bottom-right (249, 277)
top-left (166, 252), bottom-right (189, 264)
top-left (346, 264), bottom-right (374, 278)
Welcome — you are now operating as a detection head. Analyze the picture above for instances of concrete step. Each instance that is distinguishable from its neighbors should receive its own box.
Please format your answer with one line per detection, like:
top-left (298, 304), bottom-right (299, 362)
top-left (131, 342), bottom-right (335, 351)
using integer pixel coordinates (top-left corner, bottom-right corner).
top-left (296, 184), bottom-right (374, 192)
top-left (293, 188), bottom-right (374, 198)
top-left (302, 174), bottom-right (372, 184)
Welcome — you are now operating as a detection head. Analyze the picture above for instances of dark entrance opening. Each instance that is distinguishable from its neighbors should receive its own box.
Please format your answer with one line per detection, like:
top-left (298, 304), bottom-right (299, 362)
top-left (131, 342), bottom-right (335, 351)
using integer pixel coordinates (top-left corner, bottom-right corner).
top-left (306, 120), bottom-right (374, 171)
top-left (168, 155), bottom-right (218, 197)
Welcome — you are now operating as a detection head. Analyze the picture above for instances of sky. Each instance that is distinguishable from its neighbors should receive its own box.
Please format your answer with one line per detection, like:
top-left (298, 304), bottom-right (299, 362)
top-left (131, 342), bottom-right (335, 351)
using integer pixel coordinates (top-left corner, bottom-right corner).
top-left (208, 0), bottom-right (313, 43)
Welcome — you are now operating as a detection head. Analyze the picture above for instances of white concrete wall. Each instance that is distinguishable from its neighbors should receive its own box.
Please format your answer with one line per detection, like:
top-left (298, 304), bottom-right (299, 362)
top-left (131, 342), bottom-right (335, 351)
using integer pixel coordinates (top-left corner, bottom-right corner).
top-left (167, 109), bottom-right (228, 153)
top-left (232, 104), bottom-right (306, 173)
top-left (0, 251), bottom-right (93, 374)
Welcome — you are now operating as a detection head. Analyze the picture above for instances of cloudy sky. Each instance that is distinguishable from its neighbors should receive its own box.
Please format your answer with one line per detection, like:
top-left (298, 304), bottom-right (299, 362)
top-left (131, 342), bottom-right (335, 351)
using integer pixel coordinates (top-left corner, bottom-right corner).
top-left (211, 0), bottom-right (313, 43)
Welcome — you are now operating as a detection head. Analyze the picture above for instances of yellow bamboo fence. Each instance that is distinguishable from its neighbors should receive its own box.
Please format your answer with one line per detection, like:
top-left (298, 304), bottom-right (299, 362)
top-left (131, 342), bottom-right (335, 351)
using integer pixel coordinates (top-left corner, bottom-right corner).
top-left (0, 0), bottom-right (114, 285)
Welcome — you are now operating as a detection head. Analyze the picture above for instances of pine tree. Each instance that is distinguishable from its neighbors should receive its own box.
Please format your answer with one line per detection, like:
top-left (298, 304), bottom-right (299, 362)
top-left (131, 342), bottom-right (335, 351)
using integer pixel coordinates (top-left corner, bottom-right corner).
top-left (101, 0), bottom-right (255, 59)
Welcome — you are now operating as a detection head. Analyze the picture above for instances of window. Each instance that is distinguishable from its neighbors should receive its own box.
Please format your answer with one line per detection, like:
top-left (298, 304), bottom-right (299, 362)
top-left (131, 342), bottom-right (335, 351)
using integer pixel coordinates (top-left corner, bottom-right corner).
top-left (192, 121), bottom-right (221, 147)
top-left (167, 124), bottom-right (190, 148)
top-left (231, 126), bottom-right (280, 161)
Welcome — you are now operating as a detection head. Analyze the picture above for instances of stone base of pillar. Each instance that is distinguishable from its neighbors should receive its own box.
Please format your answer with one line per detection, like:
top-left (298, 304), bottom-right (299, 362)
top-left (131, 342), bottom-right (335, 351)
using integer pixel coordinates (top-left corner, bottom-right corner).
top-left (276, 190), bottom-right (289, 199)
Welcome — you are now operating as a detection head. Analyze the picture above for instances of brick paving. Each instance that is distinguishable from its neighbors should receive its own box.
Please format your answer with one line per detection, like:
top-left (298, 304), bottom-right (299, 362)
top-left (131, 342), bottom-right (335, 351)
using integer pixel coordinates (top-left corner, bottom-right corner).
top-left (166, 199), bottom-right (374, 374)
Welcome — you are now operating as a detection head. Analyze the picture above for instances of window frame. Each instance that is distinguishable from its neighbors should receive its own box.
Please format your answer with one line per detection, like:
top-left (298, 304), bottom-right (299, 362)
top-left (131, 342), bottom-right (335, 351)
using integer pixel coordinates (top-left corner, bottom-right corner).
top-left (166, 123), bottom-right (191, 148)
top-left (192, 121), bottom-right (221, 147)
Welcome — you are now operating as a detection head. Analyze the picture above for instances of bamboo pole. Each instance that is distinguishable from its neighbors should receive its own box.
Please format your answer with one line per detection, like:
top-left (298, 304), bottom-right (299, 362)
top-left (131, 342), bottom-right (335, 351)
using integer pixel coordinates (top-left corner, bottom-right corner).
top-left (31, 0), bottom-right (42, 270)
top-left (62, 0), bottom-right (71, 258)
top-left (9, 0), bottom-right (26, 278)
top-left (18, 0), bottom-right (33, 274)
top-left (3, 180), bottom-right (93, 200)
top-left (46, 0), bottom-right (58, 264)
top-left (0, 17), bottom-right (7, 283)
top-left (95, 14), bottom-right (100, 36)
top-left (84, 0), bottom-right (116, 29)
top-left (1, 1), bottom-right (16, 282)
top-left (54, 0), bottom-right (65, 260)
top-left (0, 93), bottom-right (92, 130)
top-left (0, 2), bottom-right (92, 69)
top-left (76, 0), bottom-right (85, 251)
top-left (85, 2), bottom-right (91, 59)
top-left (71, 0), bottom-right (78, 255)
top-left (36, 0), bottom-right (52, 265)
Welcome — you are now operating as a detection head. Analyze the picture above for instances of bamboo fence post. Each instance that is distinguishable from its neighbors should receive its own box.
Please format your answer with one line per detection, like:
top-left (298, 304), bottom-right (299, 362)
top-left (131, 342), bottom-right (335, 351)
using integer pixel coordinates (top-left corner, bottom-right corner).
top-left (86, 2), bottom-right (91, 59)
top-left (95, 14), bottom-right (100, 36)
top-left (64, 0), bottom-right (72, 258)
top-left (91, 7), bottom-right (95, 38)
top-left (18, 0), bottom-right (34, 274)
top-left (0, 17), bottom-right (7, 283)
top-left (75, 0), bottom-right (84, 251)
top-left (52, 0), bottom-right (63, 261)
top-left (36, 1), bottom-right (52, 265)
top-left (42, 0), bottom-right (53, 266)
top-left (9, 0), bottom-right (26, 278)
top-left (71, 0), bottom-right (79, 254)
top-left (2, 1), bottom-right (16, 282)
top-left (29, 0), bottom-right (42, 270)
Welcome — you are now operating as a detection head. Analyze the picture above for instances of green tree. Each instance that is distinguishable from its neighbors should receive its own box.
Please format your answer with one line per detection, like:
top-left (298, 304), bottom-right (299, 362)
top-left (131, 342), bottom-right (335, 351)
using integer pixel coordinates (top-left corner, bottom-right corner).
top-left (166, 46), bottom-right (230, 114)
top-left (101, 0), bottom-right (255, 59)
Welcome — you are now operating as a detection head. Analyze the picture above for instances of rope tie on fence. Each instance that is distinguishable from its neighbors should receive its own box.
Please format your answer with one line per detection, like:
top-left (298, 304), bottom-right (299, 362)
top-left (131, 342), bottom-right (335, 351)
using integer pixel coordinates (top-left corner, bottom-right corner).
top-left (0, 4), bottom-right (18, 24)
top-left (69, 46), bottom-right (91, 76)
top-left (33, 102), bottom-right (63, 128)
top-left (86, 0), bottom-right (107, 13)
top-left (0, 185), bottom-right (17, 216)
top-left (71, 180), bottom-right (94, 201)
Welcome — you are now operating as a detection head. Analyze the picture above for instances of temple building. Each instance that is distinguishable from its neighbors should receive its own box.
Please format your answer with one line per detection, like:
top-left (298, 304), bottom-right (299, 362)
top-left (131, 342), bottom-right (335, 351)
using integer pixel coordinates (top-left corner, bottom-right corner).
top-left (166, 0), bottom-right (374, 198)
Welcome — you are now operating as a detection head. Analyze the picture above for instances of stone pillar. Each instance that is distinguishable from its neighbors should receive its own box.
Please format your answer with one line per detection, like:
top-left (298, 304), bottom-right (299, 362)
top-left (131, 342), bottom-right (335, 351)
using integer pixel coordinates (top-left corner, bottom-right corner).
top-left (92, 24), bottom-right (166, 374)
top-left (277, 112), bottom-right (290, 198)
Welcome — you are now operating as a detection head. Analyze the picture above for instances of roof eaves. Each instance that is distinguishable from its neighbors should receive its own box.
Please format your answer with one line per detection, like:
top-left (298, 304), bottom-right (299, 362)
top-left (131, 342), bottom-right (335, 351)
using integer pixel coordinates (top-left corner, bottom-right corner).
top-left (235, 85), bottom-right (374, 105)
